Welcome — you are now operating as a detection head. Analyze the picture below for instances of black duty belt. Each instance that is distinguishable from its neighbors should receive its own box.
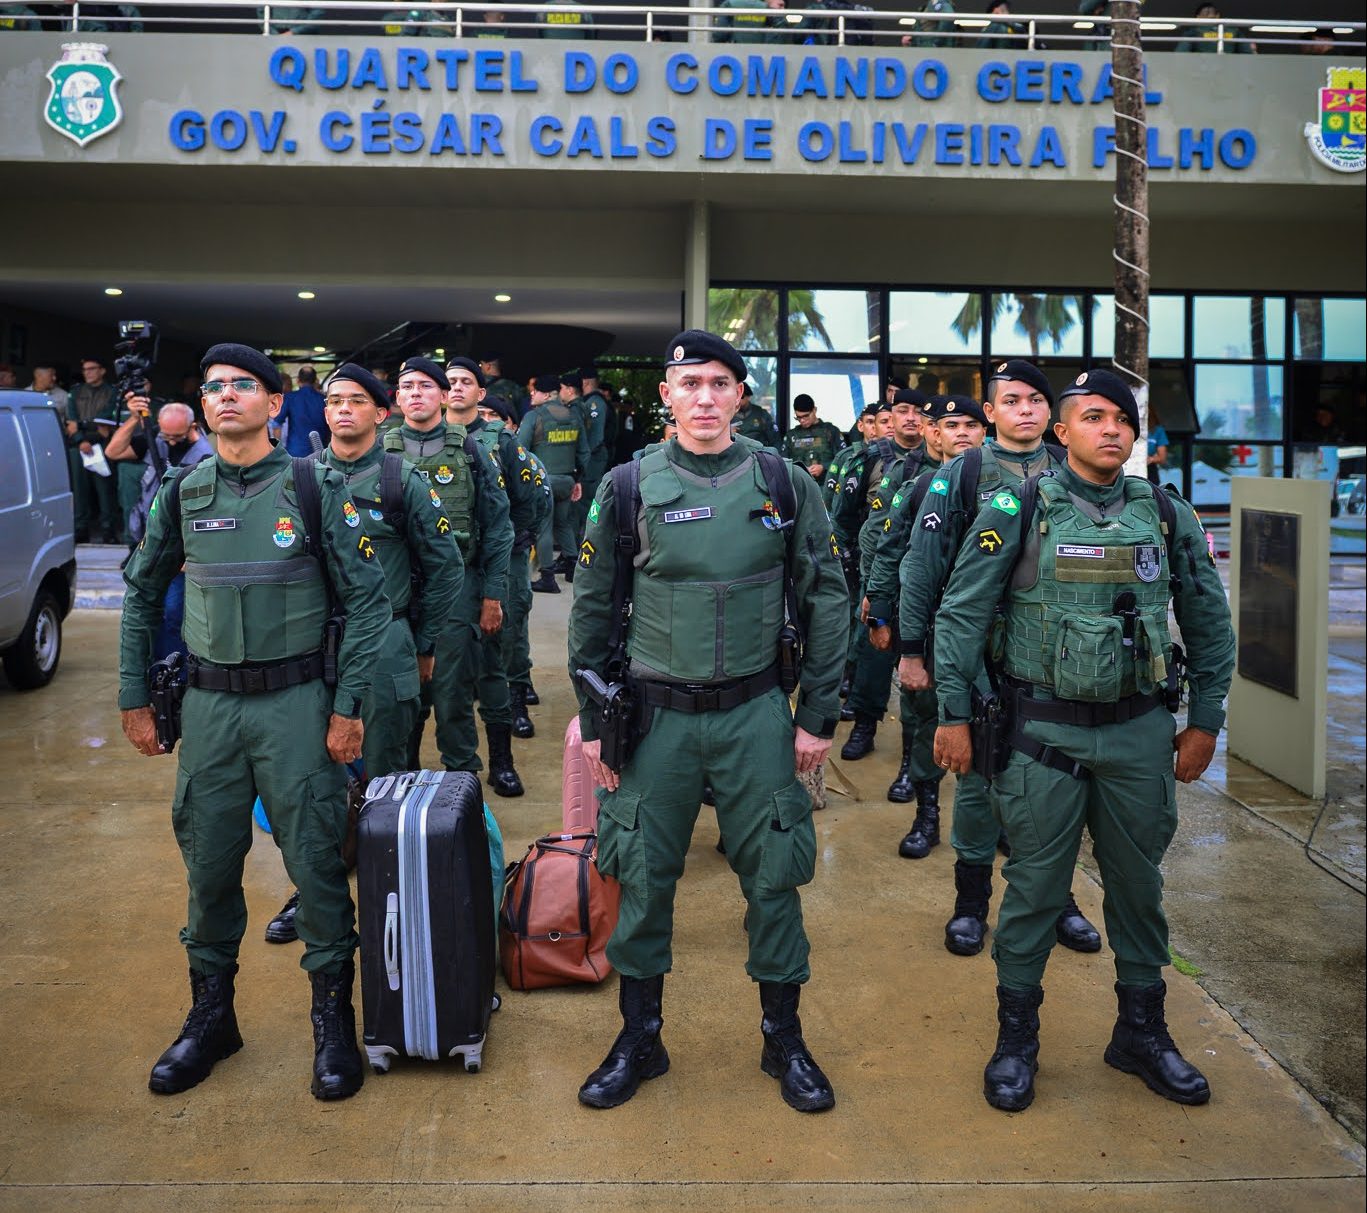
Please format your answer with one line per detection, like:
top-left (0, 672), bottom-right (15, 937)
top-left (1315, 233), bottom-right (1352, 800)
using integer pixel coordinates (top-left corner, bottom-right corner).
top-left (637, 665), bottom-right (780, 715)
top-left (1007, 679), bottom-right (1165, 727)
top-left (186, 651), bottom-right (325, 694)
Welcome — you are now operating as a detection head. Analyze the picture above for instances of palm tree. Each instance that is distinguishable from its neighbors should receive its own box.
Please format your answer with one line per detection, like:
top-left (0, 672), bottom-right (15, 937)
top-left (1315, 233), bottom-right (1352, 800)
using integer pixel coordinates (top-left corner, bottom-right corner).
top-left (707, 288), bottom-right (835, 352)
top-left (950, 292), bottom-right (1087, 357)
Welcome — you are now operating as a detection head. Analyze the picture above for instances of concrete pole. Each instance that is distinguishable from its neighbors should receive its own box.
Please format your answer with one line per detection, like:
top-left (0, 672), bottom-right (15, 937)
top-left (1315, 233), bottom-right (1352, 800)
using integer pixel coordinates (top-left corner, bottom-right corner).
top-left (684, 200), bottom-right (710, 331)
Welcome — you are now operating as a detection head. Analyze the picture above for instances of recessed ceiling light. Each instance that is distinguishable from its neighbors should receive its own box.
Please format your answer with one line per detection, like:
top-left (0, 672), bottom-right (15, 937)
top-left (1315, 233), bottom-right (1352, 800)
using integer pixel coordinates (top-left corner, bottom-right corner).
top-left (298, 291), bottom-right (316, 300)
top-left (917, 357), bottom-right (929, 365)
top-left (313, 346), bottom-right (327, 354)
top-left (435, 348), bottom-right (446, 358)
top-left (104, 287), bottom-right (122, 296)
top-left (494, 294), bottom-right (512, 303)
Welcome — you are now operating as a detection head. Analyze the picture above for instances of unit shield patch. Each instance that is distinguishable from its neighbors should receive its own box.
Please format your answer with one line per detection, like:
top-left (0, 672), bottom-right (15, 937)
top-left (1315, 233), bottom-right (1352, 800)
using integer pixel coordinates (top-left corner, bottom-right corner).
top-left (1134, 543), bottom-right (1162, 583)
top-left (1304, 66), bottom-right (1365, 173)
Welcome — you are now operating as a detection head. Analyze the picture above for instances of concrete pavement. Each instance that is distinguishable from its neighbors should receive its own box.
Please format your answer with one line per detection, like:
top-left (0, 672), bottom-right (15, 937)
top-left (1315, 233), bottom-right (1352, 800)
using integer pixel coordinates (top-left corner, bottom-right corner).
top-left (0, 600), bottom-right (1363, 1212)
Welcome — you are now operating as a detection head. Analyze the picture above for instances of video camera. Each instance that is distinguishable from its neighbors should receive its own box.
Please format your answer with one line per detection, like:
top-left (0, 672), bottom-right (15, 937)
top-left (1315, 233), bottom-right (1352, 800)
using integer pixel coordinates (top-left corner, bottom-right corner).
top-left (113, 319), bottom-right (159, 401)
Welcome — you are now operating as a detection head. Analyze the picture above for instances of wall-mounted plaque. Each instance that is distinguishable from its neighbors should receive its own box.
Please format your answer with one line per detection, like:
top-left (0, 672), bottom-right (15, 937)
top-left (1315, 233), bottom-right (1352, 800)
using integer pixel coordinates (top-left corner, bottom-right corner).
top-left (1237, 508), bottom-right (1299, 698)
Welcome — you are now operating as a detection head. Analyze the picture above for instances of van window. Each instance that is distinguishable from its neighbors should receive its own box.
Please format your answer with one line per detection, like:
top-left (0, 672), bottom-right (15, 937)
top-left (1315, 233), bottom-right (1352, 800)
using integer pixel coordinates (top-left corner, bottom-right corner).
top-left (0, 413), bottom-right (33, 510)
top-left (23, 407), bottom-right (70, 500)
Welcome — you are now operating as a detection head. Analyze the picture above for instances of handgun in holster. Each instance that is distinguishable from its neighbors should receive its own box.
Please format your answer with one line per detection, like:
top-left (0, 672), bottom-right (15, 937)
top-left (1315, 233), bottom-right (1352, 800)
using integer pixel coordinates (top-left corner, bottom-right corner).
top-left (574, 668), bottom-right (641, 774)
top-left (1164, 642), bottom-right (1187, 713)
top-left (777, 623), bottom-right (804, 696)
top-left (323, 615), bottom-right (345, 689)
top-left (969, 682), bottom-right (1014, 784)
top-left (148, 651), bottom-right (186, 753)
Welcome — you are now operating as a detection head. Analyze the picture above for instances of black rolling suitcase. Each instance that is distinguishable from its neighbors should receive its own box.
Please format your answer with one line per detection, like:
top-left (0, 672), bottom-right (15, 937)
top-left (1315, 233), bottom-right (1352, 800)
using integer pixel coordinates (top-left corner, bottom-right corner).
top-left (356, 769), bottom-right (498, 1075)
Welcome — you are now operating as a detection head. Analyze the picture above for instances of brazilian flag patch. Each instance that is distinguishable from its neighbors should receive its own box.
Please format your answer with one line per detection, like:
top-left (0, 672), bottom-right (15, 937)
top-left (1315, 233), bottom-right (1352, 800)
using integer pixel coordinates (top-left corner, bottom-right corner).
top-left (929, 477), bottom-right (949, 495)
top-left (991, 491), bottom-right (1020, 516)
top-left (588, 500), bottom-right (600, 525)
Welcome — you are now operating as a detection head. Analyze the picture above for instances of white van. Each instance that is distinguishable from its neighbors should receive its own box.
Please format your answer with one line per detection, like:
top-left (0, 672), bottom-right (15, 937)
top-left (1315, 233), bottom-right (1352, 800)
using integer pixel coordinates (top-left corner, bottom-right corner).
top-left (0, 390), bottom-right (77, 689)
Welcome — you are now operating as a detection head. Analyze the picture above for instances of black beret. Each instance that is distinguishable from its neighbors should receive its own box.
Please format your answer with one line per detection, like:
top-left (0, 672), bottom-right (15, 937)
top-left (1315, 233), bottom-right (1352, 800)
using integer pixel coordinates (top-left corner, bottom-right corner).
top-left (886, 375), bottom-right (907, 391)
top-left (533, 373), bottom-right (560, 394)
top-left (793, 393), bottom-right (816, 413)
top-left (444, 356), bottom-right (485, 388)
top-left (741, 382), bottom-right (754, 399)
top-left (324, 363), bottom-right (390, 409)
top-left (664, 329), bottom-right (747, 382)
top-left (398, 356), bottom-right (449, 392)
top-left (1058, 368), bottom-right (1141, 433)
top-left (873, 399), bottom-right (893, 415)
top-left (987, 358), bottom-right (1054, 407)
top-left (861, 401), bottom-right (882, 418)
top-left (199, 343), bottom-right (282, 395)
top-left (477, 354), bottom-right (501, 365)
top-left (925, 394), bottom-right (987, 425)
top-left (483, 395), bottom-right (516, 423)
top-left (559, 370), bottom-right (583, 390)
top-left (581, 365), bottom-right (600, 379)
top-left (892, 388), bottom-right (928, 408)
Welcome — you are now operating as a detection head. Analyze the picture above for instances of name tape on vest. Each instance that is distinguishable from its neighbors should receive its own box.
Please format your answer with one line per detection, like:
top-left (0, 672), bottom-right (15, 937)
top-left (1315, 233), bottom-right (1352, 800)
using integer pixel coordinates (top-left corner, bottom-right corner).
top-left (1057, 544), bottom-right (1105, 559)
top-left (662, 507), bottom-right (713, 524)
top-left (192, 518), bottom-right (238, 532)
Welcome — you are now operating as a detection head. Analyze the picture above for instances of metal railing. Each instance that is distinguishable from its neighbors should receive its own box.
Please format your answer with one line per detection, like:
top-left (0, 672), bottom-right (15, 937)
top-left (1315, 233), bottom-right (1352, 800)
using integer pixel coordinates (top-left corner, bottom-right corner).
top-left (20, 4), bottom-right (1367, 52)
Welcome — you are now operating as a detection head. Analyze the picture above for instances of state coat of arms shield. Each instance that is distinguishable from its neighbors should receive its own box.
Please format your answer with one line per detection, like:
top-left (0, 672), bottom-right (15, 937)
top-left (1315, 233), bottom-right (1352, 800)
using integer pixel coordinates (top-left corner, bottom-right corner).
top-left (1303, 66), bottom-right (1365, 174)
top-left (45, 43), bottom-right (123, 148)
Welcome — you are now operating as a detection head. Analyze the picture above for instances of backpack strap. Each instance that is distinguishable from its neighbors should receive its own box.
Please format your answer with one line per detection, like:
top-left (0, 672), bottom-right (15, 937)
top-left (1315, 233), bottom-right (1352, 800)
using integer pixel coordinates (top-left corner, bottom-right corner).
top-left (1151, 479), bottom-right (1183, 595)
top-left (291, 455), bottom-right (337, 611)
top-left (380, 452), bottom-right (406, 530)
top-left (958, 446), bottom-right (983, 519)
top-left (605, 460), bottom-right (643, 679)
top-left (754, 449), bottom-right (803, 643)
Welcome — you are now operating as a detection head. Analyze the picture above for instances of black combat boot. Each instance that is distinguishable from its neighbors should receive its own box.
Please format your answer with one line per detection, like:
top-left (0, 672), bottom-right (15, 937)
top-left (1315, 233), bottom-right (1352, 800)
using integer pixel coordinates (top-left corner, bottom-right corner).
top-left (486, 723), bottom-right (525, 797)
top-left (839, 702), bottom-right (855, 722)
top-left (510, 685), bottom-right (535, 739)
top-left (944, 861), bottom-right (993, 956)
top-left (1104, 980), bottom-right (1210, 1105)
top-left (886, 726), bottom-right (916, 802)
top-left (531, 571), bottom-right (560, 594)
top-left (578, 975), bottom-right (670, 1108)
top-left (148, 966), bottom-right (244, 1094)
top-left (524, 683), bottom-right (540, 706)
top-left (759, 982), bottom-right (835, 1113)
top-left (898, 781), bottom-right (941, 859)
top-left (1056, 891), bottom-right (1102, 953)
top-left (264, 890), bottom-right (301, 944)
top-left (310, 960), bottom-right (364, 1100)
top-left (983, 984), bottom-right (1044, 1112)
top-left (839, 713), bottom-right (878, 761)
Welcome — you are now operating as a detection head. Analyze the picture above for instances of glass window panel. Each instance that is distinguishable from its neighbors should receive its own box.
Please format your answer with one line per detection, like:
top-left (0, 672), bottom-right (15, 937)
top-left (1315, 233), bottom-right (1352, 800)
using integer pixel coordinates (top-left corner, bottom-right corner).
top-left (1192, 296), bottom-right (1286, 360)
top-left (1195, 364), bottom-right (1284, 444)
top-left (708, 288), bottom-right (778, 351)
top-left (788, 356), bottom-right (880, 435)
top-left (788, 289), bottom-right (880, 354)
top-left (1188, 442), bottom-right (1283, 511)
top-left (1291, 362), bottom-right (1366, 445)
top-left (741, 356), bottom-right (779, 420)
top-left (1294, 298), bottom-right (1367, 362)
top-left (888, 291), bottom-right (981, 356)
top-left (891, 357), bottom-right (982, 401)
top-left (1091, 294), bottom-right (1186, 360)
top-left (1149, 363), bottom-right (1197, 434)
top-left (989, 292), bottom-right (1087, 359)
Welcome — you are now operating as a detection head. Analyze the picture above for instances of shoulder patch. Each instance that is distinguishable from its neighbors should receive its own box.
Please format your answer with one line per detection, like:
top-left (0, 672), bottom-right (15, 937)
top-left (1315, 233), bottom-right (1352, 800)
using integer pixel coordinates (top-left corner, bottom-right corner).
top-left (429, 487), bottom-right (442, 509)
top-left (977, 528), bottom-right (1004, 554)
top-left (357, 534), bottom-right (376, 561)
top-left (929, 477), bottom-right (949, 495)
top-left (991, 490), bottom-right (1020, 516)
top-left (578, 539), bottom-right (596, 568)
top-left (588, 500), bottom-right (600, 525)
top-left (891, 492), bottom-right (903, 509)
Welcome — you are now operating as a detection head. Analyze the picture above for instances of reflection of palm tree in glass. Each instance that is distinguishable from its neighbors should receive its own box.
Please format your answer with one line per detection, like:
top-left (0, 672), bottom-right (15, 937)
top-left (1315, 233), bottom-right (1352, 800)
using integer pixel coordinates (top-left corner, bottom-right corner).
top-left (707, 288), bottom-right (834, 352)
top-left (949, 292), bottom-right (1086, 357)
top-left (1250, 296), bottom-right (1276, 475)
top-left (1294, 298), bottom-right (1324, 359)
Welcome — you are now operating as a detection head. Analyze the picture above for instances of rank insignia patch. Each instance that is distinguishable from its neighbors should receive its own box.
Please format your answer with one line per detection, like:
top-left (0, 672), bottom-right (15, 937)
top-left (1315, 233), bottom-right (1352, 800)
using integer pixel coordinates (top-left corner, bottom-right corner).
top-left (922, 511), bottom-right (942, 531)
top-left (436, 516), bottom-right (451, 535)
top-left (578, 540), bottom-right (596, 568)
top-left (358, 535), bottom-right (375, 560)
top-left (978, 528), bottom-right (1003, 554)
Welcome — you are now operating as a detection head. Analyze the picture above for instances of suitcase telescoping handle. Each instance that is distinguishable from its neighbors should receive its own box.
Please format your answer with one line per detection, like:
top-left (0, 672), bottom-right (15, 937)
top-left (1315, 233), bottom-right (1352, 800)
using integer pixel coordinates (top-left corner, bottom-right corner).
top-left (384, 891), bottom-right (401, 991)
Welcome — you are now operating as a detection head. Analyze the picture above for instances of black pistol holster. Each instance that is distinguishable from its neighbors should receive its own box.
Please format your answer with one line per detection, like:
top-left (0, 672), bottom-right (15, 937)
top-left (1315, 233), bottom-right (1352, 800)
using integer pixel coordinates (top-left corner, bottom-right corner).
top-left (969, 679), bottom-right (1014, 783)
top-left (573, 668), bottom-right (640, 774)
top-left (148, 651), bottom-right (186, 752)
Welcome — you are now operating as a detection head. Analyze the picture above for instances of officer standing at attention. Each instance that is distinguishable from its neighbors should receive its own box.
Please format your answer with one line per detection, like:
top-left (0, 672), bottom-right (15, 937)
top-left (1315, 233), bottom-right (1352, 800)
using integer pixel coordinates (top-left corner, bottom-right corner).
top-left (569, 330), bottom-right (849, 1115)
top-left (446, 356), bottom-right (551, 743)
top-left (119, 343), bottom-right (391, 1101)
top-left (782, 394), bottom-right (845, 483)
top-left (822, 402), bottom-right (876, 513)
top-left (897, 362), bottom-right (1100, 952)
top-left (731, 381), bottom-right (781, 450)
top-left (575, 366), bottom-right (613, 543)
top-left (262, 362), bottom-right (467, 945)
top-left (385, 357), bottom-right (518, 793)
top-left (932, 369), bottom-right (1234, 1114)
top-left (519, 373), bottom-right (589, 582)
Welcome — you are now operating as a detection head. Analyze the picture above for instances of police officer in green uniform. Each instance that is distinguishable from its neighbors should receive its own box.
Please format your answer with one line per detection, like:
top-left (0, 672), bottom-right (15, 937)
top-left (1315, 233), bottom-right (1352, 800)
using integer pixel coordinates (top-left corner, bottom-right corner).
top-left (575, 367), bottom-right (613, 543)
top-left (731, 381), bottom-right (781, 451)
top-left (447, 356), bottom-right (551, 742)
top-left (896, 362), bottom-right (1099, 952)
top-left (262, 362), bottom-right (467, 945)
top-left (932, 369), bottom-right (1235, 1113)
top-left (386, 357), bottom-right (519, 794)
top-left (570, 330), bottom-right (849, 1115)
top-left (478, 356), bottom-right (523, 420)
top-left (822, 402), bottom-right (875, 513)
top-left (782, 394), bottom-right (845, 484)
top-left (835, 388), bottom-right (931, 761)
top-left (119, 343), bottom-right (391, 1101)
top-left (519, 373), bottom-right (590, 579)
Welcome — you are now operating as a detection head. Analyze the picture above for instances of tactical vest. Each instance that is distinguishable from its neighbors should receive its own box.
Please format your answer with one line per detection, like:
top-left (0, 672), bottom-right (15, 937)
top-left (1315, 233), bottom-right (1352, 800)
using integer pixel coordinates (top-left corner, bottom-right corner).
top-left (626, 447), bottom-right (788, 682)
top-left (384, 424), bottom-right (478, 561)
top-left (329, 455), bottom-right (413, 617)
top-left (177, 458), bottom-right (330, 666)
top-left (1003, 476), bottom-right (1172, 702)
top-left (533, 402), bottom-right (582, 476)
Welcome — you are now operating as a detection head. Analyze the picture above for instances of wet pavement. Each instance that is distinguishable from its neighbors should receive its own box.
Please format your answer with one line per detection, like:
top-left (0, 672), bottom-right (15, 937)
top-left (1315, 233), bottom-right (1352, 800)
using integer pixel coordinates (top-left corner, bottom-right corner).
top-left (0, 565), bottom-right (1364, 1211)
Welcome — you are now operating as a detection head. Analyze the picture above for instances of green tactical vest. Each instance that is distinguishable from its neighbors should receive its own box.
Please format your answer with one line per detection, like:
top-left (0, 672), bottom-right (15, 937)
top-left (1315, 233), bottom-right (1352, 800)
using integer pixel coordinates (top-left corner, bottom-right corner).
top-left (533, 402), bottom-right (582, 476)
top-left (1002, 476), bottom-right (1172, 703)
top-left (178, 458), bottom-right (330, 666)
top-left (384, 424), bottom-right (478, 561)
top-left (627, 446), bottom-right (788, 683)
top-left (329, 455), bottom-right (413, 617)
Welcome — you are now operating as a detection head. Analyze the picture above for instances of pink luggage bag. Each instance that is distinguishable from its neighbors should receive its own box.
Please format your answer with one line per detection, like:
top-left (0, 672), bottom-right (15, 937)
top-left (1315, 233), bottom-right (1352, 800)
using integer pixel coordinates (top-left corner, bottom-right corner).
top-left (562, 716), bottom-right (603, 832)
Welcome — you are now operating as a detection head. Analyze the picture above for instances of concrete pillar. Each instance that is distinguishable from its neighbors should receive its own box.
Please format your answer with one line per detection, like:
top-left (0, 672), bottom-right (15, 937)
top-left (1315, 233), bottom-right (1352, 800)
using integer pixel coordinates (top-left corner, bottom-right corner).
top-left (688, 0), bottom-right (710, 45)
top-left (683, 199), bottom-right (710, 331)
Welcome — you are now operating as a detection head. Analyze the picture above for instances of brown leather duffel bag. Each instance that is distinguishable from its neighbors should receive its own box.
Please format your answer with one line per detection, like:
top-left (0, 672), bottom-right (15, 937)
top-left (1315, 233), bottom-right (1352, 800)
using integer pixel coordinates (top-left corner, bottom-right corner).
top-left (500, 832), bottom-right (620, 990)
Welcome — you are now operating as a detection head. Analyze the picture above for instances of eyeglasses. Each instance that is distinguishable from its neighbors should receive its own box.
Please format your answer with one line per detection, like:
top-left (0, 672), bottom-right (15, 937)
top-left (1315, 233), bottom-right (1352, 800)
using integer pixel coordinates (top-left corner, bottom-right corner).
top-left (325, 394), bottom-right (373, 409)
top-left (201, 378), bottom-right (263, 396)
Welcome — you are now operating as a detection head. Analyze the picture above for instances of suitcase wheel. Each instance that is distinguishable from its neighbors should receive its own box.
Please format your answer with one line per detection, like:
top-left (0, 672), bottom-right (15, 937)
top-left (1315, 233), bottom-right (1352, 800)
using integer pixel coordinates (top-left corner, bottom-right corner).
top-left (491, 993), bottom-right (501, 1013)
top-left (465, 1058), bottom-right (481, 1074)
top-left (365, 1045), bottom-right (397, 1075)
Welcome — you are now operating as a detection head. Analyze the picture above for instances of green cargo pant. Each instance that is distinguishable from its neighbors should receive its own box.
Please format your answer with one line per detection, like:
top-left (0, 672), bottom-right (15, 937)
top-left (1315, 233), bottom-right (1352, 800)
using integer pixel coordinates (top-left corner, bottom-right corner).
top-left (362, 616), bottom-right (422, 782)
top-left (475, 610), bottom-right (513, 728)
top-left (948, 667), bottom-right (1000, 863)
top-left (172, 679), bottom-right (356, 974)
top-left (71, 453), bottom-right (118, 539)
top-left (990, 705), bottom-right (1178, 990)
top-left (896, 685), bottom-right (942, 783)
top-left (596, 687), bottom-right (816, 984)
top-left (501, 550), bottom-right (534, 689)
top-left (847, 629), bottom-right (894, 718)
top-left (410, 579), bottom-right (489, 772)
top-left (550, 474), bottom-right (577, 559)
